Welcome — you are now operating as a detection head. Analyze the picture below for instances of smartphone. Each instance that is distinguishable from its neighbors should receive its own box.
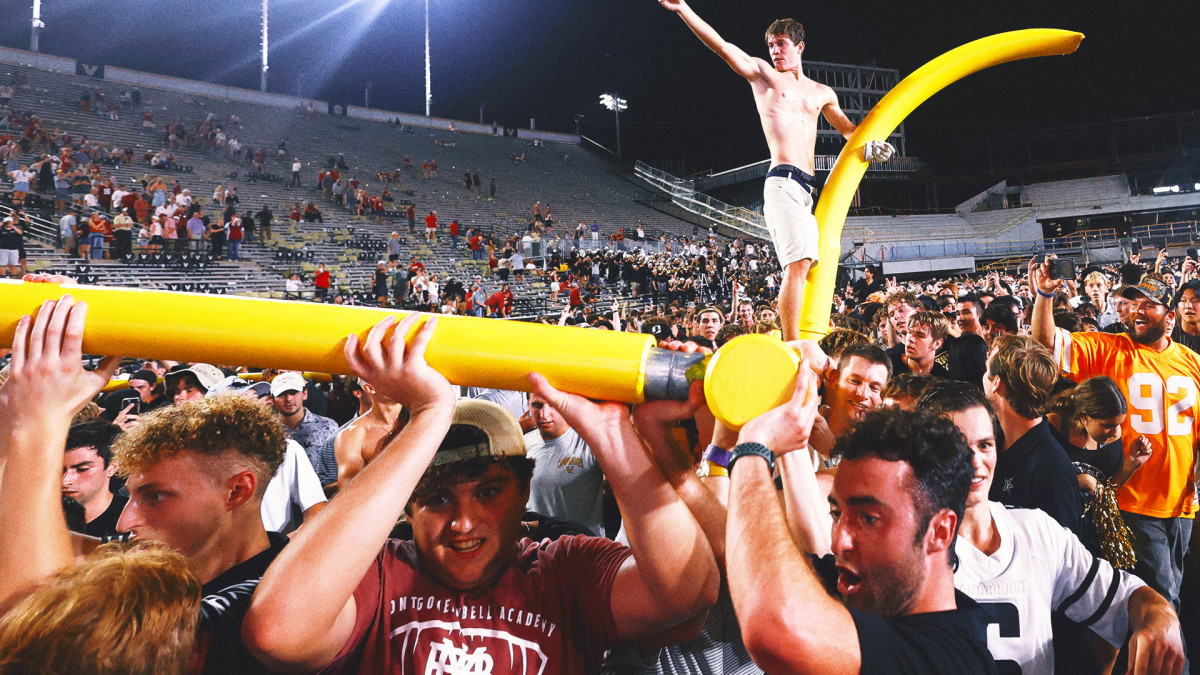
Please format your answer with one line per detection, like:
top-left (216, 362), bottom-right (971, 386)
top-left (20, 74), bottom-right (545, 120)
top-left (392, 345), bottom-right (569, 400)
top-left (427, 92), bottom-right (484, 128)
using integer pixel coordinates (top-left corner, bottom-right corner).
top-left (1048, 258), bottom-right (1076, 280)
top-left (1188, 248), bottom-right (1198, 260)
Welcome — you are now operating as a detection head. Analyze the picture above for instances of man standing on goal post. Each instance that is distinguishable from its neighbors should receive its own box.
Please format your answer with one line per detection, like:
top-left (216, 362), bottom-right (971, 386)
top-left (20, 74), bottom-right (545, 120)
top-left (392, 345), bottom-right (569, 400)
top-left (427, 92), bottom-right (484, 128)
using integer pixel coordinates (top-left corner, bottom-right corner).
top-left (660, 0), bottom-right (895, 340)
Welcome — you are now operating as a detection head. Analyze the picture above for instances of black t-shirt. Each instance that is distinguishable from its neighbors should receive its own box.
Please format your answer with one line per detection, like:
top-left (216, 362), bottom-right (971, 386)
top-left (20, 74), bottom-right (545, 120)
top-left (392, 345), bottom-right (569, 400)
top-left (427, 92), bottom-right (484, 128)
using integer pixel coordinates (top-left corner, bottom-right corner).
top-left (0, 222), bottom-right (21, 249)
top-left (1048, 423), bottom-right (1124, 484)
top-left (990, 420), bottom-right (1083, 534)
top-left (853, 278), bottom-right (885, 304)
top-left (1171, 324), bottom-right (1200, 354)
top-left (81, 493), bottom-right (128, 539)
top-left (194, 532), bottom-right (288, 675)
top-left (810, 554), bottom-right (997, 674)
top-left (887, 344), bottom-right (953, 379)
top-left (942, 333), bottom-right (989, 387)
top-left (1048, 422), bottom-right (1124, 558)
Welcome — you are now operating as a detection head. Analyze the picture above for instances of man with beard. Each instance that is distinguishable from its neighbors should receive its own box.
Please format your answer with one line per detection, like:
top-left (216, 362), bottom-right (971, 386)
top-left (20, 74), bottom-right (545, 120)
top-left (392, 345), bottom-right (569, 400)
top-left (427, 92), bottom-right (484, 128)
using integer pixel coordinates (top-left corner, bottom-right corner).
top-left (723, 370), bottom-right (996, 673)
top-left (1032, 262), bottom-right (1200, 622)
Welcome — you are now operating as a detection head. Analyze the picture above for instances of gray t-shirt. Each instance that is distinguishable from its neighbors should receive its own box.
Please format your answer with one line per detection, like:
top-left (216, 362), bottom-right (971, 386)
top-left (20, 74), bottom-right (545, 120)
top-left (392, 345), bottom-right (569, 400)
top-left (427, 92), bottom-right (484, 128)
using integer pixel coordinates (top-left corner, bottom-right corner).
top-left (526, 428), bottom-right (604, 537)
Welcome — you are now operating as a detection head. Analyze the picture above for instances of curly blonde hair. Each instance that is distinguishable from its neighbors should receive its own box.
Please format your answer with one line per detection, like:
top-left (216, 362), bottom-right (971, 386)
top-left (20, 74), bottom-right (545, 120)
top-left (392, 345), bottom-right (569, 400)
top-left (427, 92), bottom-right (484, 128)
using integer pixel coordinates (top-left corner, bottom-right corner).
top-left (113, 393), bottom-right (287, 497)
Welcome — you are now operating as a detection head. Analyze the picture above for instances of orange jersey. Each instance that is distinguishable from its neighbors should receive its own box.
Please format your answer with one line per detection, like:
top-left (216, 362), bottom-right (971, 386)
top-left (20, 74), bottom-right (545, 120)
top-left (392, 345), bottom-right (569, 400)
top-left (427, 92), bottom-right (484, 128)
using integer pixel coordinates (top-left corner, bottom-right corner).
top-left (1054, 329), bottom-right (1200, 518)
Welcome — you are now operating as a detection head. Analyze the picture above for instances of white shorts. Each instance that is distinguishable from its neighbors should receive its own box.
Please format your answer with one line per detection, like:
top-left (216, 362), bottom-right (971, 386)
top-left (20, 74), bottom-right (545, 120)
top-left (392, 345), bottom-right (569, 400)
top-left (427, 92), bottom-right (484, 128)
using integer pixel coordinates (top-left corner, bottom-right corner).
top-left (763, 176), bottom-right (818, 268)
top-left (0, 249), bottom-right (18, 266)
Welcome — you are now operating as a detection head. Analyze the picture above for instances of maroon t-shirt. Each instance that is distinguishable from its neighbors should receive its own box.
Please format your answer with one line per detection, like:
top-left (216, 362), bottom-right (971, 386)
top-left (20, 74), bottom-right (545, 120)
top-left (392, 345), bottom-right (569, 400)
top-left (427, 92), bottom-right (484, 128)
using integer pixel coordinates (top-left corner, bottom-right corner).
top-left (322, 535), bottom-right (630, 675)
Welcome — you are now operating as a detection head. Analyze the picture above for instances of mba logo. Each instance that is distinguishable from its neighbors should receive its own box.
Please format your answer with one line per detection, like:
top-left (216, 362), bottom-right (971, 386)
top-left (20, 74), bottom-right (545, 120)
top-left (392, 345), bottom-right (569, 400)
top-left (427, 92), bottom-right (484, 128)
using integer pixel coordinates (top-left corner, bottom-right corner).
top-left (427, 638), bottom-right (493, 674)
top-left (392, 619), bottom-right (549, 675)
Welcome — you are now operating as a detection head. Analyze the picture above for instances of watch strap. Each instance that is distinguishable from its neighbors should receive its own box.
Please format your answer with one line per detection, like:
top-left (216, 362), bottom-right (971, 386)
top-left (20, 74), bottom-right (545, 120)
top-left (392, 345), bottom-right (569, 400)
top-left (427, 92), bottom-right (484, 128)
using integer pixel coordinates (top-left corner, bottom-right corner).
top-left (729, 442), bottom-right (776, 475)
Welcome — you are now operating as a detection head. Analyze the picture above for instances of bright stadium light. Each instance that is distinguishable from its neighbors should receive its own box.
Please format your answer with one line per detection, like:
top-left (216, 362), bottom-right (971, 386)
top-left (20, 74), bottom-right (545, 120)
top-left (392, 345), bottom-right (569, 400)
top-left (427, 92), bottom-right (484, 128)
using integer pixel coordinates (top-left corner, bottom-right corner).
top-left (1153, 186), bottom-right (1171, 194)
top-left (1172, 185), bottom-right (1181, 193)
top-left (599, 94), bottom-right (628, 157)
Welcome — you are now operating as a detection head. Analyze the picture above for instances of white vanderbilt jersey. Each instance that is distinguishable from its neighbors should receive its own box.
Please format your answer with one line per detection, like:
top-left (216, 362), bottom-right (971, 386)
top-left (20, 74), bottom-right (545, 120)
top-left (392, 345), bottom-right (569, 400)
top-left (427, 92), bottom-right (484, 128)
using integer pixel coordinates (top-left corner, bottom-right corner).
top-left (955, 501), bottom-right (1145, 675)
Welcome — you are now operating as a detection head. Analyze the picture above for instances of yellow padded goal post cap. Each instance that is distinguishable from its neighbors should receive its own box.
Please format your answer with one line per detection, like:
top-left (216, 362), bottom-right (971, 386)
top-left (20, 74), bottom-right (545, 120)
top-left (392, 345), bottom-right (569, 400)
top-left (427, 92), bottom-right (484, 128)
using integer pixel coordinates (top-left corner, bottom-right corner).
top-left (703, 333), bottom-right (800, 431)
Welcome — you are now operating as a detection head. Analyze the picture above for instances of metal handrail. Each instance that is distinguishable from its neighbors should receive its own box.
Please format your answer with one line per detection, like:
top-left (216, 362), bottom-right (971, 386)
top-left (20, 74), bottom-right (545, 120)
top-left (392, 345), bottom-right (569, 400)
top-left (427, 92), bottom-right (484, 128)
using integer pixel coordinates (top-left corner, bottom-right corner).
top-left (0, 203), bottom-right (58, 246)
top-left (634, 161), bottom-right (768, 239)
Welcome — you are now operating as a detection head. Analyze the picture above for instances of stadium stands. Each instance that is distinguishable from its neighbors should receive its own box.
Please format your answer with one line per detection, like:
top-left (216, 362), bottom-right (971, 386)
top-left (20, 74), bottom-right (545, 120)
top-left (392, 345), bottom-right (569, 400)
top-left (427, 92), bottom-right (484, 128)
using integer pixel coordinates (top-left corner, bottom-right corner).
top-left (1, 57), bottom-right (701, 314)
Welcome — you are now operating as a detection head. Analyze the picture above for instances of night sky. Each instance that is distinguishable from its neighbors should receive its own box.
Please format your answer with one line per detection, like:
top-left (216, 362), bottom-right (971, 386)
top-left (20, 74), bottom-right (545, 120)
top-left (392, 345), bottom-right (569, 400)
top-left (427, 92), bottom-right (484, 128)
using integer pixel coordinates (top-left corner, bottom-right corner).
top-left (3, 0), bottom-right (1199, 176)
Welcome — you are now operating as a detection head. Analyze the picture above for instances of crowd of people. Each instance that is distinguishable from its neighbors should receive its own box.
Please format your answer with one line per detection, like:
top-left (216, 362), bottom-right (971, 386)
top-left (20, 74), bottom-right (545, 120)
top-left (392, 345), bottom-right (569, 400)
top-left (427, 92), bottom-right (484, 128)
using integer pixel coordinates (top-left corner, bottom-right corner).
top-left (3, 40), bottom-right (1199, 674)
top-left (1, 239), bottom-right (1198, 674)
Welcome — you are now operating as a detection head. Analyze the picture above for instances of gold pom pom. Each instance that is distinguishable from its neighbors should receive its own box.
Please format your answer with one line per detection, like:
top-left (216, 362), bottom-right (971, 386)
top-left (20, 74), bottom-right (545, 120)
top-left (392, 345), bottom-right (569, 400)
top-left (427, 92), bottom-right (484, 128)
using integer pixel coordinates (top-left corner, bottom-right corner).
top-left (1087, 479), bottom-right (1137, 569)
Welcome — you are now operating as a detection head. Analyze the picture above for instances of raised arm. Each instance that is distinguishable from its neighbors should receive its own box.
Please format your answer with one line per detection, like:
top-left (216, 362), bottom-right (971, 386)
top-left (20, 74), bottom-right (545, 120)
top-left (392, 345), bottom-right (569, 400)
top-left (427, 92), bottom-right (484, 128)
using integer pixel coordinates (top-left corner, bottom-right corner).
top-left (0, 297), bottom-right (120, 614)
top-left (630, 374), bottom-right (732, 569)
top-left (244, 314), bottom-right (455, 671)
top-left (727, 367), bottom-right (860, 674)
top-left (1029, 256), bottom-right (1061, 351)
top-left (659, 0), bottom-right (766, 81)
top-left (529, 372), bottom-right (719, 641)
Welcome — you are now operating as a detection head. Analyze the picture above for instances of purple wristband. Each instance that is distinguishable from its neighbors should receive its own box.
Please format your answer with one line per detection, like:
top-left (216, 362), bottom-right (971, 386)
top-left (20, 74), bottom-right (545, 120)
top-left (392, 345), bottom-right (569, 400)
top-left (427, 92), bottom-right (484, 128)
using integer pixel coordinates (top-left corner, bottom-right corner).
top-left (701, 444), bottom-right (730, 469)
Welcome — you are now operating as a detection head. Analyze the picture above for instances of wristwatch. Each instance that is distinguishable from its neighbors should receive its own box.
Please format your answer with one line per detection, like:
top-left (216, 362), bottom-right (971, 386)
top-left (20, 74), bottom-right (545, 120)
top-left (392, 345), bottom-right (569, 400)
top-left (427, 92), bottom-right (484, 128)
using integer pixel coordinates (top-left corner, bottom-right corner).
top-left (729, 442), bottom-right (776, 476)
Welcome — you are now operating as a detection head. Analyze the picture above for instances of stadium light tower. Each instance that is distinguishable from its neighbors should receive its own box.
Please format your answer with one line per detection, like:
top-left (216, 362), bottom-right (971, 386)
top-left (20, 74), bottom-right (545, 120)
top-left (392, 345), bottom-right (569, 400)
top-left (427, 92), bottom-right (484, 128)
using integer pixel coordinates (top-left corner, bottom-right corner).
top-left (424, 0), bottom-right (431, 116)
top-left (30, 0), bottom-right (45, 53)
top-left (599, 94), bottom-right (628, 157)
top-left (260, 0), bottom-right (269, 91)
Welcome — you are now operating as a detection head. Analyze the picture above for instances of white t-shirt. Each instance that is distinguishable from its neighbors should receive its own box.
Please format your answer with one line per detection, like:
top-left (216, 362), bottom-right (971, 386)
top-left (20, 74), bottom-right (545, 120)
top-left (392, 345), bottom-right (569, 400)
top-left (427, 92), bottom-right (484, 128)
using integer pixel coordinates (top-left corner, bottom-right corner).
top-left (955, 501), bottom-right (1144, 675)
top-left (261, 439), bottom-right (327, 534)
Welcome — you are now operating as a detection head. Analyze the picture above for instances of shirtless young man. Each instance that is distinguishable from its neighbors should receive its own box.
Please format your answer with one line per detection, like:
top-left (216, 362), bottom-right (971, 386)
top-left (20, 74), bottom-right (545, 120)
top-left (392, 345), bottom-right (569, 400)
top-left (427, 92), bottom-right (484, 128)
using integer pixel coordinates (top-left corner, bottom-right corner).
top-left (661, 1), bottom-right (894, 340)
top-left (333, 380), bottom-right (402, 485)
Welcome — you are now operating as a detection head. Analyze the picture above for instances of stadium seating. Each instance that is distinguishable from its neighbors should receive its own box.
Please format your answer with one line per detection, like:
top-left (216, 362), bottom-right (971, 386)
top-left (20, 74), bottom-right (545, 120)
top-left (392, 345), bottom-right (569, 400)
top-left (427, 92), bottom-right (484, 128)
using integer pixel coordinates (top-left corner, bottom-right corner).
top-left (2, 61), bottom-right (697, 312)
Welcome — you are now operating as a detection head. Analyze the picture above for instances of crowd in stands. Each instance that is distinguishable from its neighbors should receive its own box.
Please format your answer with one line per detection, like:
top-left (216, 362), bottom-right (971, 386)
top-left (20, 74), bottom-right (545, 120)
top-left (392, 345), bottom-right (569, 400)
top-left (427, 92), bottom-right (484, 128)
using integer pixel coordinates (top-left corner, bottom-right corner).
top-left (3, 238), bottom-right (1200, 673)
top-left (0, 101), bottom-right (284, 267)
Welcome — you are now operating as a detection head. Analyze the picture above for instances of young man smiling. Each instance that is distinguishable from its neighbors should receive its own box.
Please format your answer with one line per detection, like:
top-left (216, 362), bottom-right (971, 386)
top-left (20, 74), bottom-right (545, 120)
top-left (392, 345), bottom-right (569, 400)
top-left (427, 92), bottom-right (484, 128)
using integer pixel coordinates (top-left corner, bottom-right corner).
top-left (245, 314), bottom-right (718, 673)
top-left (659, 0), bottom-right (893, 341)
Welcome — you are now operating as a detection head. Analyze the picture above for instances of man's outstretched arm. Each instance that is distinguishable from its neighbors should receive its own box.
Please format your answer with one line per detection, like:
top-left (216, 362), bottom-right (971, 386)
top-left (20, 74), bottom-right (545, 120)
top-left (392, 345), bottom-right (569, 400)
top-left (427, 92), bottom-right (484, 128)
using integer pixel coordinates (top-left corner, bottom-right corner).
top-left (727, 368), bottom-right (860, 674)
top-left (1127, 586), bottom-right (1185, 675)
top-left (244, 315), bottom-right (455, 672)
top-left (659, 0), bottom-right (765, 81)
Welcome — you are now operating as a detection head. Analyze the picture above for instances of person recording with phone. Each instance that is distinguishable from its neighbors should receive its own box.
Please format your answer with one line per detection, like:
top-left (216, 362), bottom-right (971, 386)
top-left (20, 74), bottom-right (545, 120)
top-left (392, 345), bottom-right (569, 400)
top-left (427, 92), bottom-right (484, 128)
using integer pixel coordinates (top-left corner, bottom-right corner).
top-left (98, 368), bottom-right (169, 428)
